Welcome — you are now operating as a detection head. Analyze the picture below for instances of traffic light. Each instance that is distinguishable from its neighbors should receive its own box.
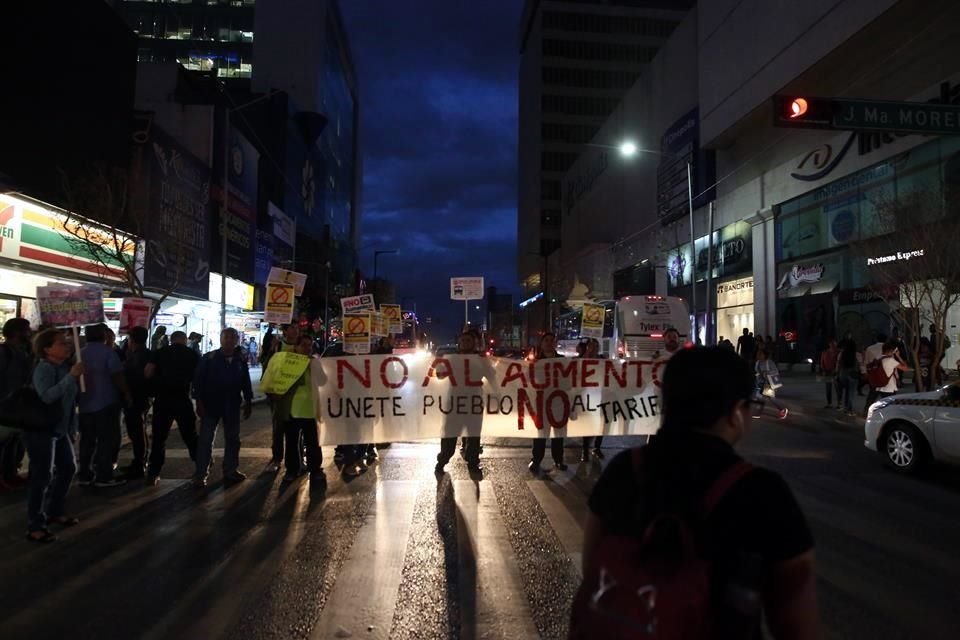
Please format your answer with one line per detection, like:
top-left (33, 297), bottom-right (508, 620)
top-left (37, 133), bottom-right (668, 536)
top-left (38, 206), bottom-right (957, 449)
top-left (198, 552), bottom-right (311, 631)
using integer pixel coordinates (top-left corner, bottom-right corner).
top-left (772, 95), bottom-right (835, 129)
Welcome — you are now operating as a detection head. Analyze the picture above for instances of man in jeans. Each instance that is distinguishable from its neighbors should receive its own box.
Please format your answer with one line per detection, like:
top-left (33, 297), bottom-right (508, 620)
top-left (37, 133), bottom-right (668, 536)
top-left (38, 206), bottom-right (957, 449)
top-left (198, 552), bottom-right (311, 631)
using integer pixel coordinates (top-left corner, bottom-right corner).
top-left (144, 330), bottom-right (199, 486)
top-left (77, 323), bottom-right (130, 488)
top-left (192, 328), bottom-right (253, 487)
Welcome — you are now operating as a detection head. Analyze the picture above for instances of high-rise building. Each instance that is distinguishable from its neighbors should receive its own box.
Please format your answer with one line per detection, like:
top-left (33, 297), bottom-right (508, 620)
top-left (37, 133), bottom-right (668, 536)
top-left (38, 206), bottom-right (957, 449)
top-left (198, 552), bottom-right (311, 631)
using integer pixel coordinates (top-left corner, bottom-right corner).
top-left (517, 0), bottom-right (694, 331)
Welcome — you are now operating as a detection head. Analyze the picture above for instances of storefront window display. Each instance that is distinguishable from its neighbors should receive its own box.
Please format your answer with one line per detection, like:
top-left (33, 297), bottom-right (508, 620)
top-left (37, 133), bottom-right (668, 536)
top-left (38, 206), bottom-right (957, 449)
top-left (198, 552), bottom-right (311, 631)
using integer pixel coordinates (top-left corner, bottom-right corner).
top-left (715, 276), bottom-right (755, 345)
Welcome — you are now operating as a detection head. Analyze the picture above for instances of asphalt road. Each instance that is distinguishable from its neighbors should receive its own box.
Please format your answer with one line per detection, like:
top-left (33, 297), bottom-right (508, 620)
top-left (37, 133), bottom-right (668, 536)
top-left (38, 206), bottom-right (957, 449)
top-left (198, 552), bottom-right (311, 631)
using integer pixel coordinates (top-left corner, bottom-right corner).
top-left (1, 395), bottom-right (959, 639)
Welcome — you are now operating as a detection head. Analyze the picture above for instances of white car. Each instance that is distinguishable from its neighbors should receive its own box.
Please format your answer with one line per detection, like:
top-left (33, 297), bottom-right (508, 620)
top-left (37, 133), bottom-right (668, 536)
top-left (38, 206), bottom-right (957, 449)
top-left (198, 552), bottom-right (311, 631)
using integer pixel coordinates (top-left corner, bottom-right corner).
top-left (864, 383), bottom-right (960, 473)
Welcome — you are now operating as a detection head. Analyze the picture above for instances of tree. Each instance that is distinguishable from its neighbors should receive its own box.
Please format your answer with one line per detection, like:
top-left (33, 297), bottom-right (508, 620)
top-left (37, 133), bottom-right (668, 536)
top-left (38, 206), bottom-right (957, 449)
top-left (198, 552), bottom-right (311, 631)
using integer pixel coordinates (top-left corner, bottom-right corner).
top-left (59, 165), bottom-right (190, 324)
top-left (851, 185), bottom-right (960, 391)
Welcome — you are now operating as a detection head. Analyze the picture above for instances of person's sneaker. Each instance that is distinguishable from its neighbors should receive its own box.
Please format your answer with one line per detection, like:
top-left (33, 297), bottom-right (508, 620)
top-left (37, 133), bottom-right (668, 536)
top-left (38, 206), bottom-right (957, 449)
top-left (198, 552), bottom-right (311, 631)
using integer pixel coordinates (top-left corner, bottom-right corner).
top-left (94, 477), bottom-right (126, 488)
top-left (223, 470), bottom-right (247, 483)
top-left (365, 445), bottom-right (379, 461)
top-left (554, 462), bottom-right (569, 471)
top-left (592, 449), bottom-right (605, 460)
top-left (528, 460), bottom-right (542, 474)
top-left (343, 463), bottom-right (364, 478)
top-left (190, 475), bottom-right (207, 489)
top-left (266, 459), bottom-right (281, 473)
top-left (778, 408), bottom-right (789, 420)
top-left (467, 462), bottom-right (483, 476)
top-left (77, 476), bottom-right (94, 487)
top-left (282, 471), bottom-right (300, 483)
top-left (580, 449), bottom-right (589, 462)
top-left (146, 475), bottom-right (160, 487)
top-left (434, 462), bottom-right (446, 475)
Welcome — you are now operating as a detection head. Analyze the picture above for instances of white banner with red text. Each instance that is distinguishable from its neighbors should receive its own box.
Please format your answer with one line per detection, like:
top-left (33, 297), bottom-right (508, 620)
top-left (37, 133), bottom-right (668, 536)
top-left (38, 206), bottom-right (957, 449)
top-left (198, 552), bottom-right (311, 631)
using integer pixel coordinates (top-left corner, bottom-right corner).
top-left (311, 354), bottom-right (666, 445)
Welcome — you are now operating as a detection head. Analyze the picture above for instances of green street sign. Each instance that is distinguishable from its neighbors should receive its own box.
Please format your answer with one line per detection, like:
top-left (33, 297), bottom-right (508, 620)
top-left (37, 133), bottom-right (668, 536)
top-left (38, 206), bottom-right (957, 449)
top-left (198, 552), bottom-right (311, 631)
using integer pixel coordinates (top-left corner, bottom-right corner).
top-left (833, 99), bottom-right (960, 135)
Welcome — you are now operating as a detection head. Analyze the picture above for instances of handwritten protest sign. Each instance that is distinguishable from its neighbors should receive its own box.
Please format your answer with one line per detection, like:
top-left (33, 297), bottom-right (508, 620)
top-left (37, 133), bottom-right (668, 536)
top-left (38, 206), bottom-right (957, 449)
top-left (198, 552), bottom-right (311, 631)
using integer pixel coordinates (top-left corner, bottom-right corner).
top-left (311, 354), bottom-right (664, 445)
top-left (580, 303), bottom-right (605, 339)
top-left (36, 285), bottom-right (105, 327)
top-left (260, 351), bottom-right (311, 395)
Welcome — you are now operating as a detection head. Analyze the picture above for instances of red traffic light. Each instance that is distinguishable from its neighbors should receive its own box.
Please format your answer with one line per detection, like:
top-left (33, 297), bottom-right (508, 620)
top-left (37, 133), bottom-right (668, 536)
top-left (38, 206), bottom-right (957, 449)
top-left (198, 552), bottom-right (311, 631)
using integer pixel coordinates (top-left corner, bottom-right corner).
top-left (789, 98), bottom-right (808, 118)
top-left (772, 95), bottom-right (834, 129)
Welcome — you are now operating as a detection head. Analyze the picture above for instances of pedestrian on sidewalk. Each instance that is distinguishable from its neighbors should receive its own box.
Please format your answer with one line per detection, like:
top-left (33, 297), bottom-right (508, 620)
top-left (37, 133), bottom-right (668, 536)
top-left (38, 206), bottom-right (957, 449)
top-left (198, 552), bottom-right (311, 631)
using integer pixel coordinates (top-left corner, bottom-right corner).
top-left (736, 328), bottom-right (756, 363)
top-left (819, 339), bottom-right (840, 409)
top-left (836, 337), bottom-right (859, 415)
top-left (77, 323), bottom-right (130, 488)
top-left (268, 334), bottom-right (323, 483)
top-left (875, 339), bottom-right (910, 401)
top-left (25, 329), bottom-right (85, 543)
top-left (144, 330), bottom-right (200, 485)
top-left (754, 348), bottom-right (788, 420)
top-left (266, 323), bottom-right (300, 472)
top-left (192, 328), bottom-right (253, 487)
top-left (862, 333), bottom-right (887, 414)
top-left (575, 347), bottom-right (819, 639)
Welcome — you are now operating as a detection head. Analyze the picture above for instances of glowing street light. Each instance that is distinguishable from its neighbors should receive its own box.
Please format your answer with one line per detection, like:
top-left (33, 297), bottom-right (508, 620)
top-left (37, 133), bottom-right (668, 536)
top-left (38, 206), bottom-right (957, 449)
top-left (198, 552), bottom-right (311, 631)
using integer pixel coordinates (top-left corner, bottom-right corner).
top-left (619, 141), bottom-right (638, 157)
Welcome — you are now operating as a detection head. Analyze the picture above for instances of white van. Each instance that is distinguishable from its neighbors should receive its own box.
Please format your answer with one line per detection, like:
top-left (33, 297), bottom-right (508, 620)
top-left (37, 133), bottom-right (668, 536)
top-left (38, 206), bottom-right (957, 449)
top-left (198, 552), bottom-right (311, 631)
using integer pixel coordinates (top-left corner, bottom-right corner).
top-left (614, 295), bottom-right (691, 360)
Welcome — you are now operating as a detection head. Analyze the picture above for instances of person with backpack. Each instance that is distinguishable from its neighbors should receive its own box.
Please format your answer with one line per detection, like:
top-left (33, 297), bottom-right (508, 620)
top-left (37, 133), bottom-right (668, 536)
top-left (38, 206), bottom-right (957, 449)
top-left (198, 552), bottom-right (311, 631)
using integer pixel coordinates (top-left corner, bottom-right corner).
top-left (573, 347), bottom-right (819, 640)
top-left (861, 333), bottom-right (887, 414)
top-left (871, 340), bottom-right (910, 401)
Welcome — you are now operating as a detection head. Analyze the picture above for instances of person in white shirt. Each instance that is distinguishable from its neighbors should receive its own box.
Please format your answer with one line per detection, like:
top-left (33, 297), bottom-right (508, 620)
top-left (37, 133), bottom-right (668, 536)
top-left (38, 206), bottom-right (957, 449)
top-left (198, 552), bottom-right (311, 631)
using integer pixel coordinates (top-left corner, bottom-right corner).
top-left (862, 333), bottom-right (888, 414)
top-left (876, 340), bottom-right (910, 398)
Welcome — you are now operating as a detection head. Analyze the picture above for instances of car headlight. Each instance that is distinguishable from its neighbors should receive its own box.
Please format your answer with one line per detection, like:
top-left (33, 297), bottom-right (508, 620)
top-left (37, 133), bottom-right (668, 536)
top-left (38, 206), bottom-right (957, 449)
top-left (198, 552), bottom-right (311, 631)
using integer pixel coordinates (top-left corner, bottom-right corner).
top-left (866, 399), bottom-right (893, 421)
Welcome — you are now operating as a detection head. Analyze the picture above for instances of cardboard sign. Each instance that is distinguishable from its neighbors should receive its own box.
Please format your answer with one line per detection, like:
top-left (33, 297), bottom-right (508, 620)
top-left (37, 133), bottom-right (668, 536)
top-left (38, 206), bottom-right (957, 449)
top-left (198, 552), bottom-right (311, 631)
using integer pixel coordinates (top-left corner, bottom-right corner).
top-left (370, 312), bottom-right (388, 338)
top-left (380, 304), bottom-right (402, 334)
top-left (580, 303), bottom-right (605, 339)
top-left (265, 282), bottom-right (296, 324)
top-left (260, 351), bottom-right (311, 395)
top-left (36, 285), bottom-right (105, 327)
top-left (343, 313), bottom-right (372, 354)
top-left (119, 297), bottom-right (154, 334)
top-left (450, 277), bottom-right (485, 301)
top-left (266, 266), bottom-right (307, 296)
top-left (341, 294), bottom-right (376, 315)
top-left (311, 355), bottom-right (663, 445)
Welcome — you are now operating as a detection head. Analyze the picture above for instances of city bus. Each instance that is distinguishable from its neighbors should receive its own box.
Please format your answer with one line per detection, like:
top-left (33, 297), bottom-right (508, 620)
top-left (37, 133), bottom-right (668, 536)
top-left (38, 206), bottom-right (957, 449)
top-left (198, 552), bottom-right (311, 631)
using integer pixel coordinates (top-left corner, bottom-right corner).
top-left (614, 295), bottom-right (691, 360)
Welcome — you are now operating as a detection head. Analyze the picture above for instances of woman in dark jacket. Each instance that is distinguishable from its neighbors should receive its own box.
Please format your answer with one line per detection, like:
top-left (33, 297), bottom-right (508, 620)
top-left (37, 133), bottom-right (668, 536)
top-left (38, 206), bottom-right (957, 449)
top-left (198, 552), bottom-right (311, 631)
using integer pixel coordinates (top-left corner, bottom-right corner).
top-left (25, 329), bottom-right (85, 543)
top-left (529, 332), bottom-right (567, 473)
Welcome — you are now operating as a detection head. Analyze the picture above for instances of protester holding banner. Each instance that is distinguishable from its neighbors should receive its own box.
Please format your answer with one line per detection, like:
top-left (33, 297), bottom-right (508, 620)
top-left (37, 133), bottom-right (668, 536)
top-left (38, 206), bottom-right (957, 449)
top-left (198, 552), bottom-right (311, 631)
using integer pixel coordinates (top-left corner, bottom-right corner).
top-left (435, 329), bottom-right (489, 475)
top-left (25, 329), bottom-right (85, 543)
top-left (192, 328), bottom-right (253, 487)
top-left (530, 332), bottom-right (567, 473)
top-left (579, 338), bottom-right (604, 461)
top-left (77, 323), bottom-right (130, 488)
top-left (145, 331), bottom-right (200, 485)
top-left (272, 335), bottom-right (323, 483)
top-left (267, 324), bottom-right (301, 472)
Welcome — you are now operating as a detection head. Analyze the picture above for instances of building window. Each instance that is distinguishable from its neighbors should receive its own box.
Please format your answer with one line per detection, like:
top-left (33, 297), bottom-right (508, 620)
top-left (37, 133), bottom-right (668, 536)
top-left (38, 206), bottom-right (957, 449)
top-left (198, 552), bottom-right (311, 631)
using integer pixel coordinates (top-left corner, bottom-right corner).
top-left (542, 11), bottom-right (680, 38)
top-left (541, 209), bottom-right (561, 227)
top-left (542, 180), bottom-right (561, 200)
top-left (541, 151), bottom-right (580, 173)
top-left (541, 94), bottom-right (621, 117)
top-left (542, 66), bottom-right (638, 91)
top-left (542, 122), bottom-right (599, 144)
top-left (542, 38), bottom-right (659, 63)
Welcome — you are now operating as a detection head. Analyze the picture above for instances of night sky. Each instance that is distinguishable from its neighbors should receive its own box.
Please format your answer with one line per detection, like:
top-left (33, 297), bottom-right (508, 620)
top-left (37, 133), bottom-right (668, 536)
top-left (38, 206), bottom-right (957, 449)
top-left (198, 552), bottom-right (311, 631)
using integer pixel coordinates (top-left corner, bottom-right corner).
top-left (340, 1), bottom-right (521, 345)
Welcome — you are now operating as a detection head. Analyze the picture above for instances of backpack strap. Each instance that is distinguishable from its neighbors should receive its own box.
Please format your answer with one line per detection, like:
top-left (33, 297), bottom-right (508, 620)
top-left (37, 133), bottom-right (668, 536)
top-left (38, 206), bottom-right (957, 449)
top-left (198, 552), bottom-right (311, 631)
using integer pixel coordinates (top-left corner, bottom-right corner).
top-left (702, 460), bottom-right (754, 517)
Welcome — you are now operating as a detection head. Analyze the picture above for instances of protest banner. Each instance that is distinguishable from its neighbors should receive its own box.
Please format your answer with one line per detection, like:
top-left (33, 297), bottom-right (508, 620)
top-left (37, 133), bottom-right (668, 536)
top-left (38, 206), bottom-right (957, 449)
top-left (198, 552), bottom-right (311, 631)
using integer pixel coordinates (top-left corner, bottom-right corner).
top-left (119, 297), bottom-right (153, 334)
top-left (380, 304), bottom-right (402, 334)
top-left (343, 313), bottom-right (372, 354)
top-left (580, 303), bottom-right (605, 339)
top-left (265, 282), bottom-right (296, 324)
top-left (36, 285), bottom-right (105, 328)
top-left (311, 354), bottom-right (664, 445)
top-left (260, 351), bottom-right (311, 395)
top-left (341, 294), bottom-right (376, 316)
top-left (266, 266), bottom-right (307, 296)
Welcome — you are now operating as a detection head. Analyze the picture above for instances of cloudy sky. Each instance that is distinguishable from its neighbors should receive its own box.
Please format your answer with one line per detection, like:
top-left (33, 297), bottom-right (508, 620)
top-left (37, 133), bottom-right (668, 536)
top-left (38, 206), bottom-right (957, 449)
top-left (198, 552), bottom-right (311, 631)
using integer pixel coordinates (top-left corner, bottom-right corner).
top-left (340, 1), bottom-right (522, 344)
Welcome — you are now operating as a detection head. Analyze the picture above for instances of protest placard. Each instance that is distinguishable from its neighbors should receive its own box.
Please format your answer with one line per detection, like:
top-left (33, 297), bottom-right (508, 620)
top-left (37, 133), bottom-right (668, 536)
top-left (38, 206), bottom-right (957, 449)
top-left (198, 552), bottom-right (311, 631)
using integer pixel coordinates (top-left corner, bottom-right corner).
top-left (36, 285), bottom-right (104, 328)
top-left (343, 313), bottom-right (372, 354)
top-left (380, 304), bottom-right (402, 334)
top-left (260, 351), bottom-right (311, 395)
top-left (370, 312), bottom-right (387, 338)
top-left (341, 294), bottom-right (375, 315)
top-left (266, 267), bottom-right (307, 296)
top-left (265, 282), bottom-right (296, 324)
top-left (119, 297), bottom-right (153, 334)
top-left (580, 303), bottom-right (605, 339)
